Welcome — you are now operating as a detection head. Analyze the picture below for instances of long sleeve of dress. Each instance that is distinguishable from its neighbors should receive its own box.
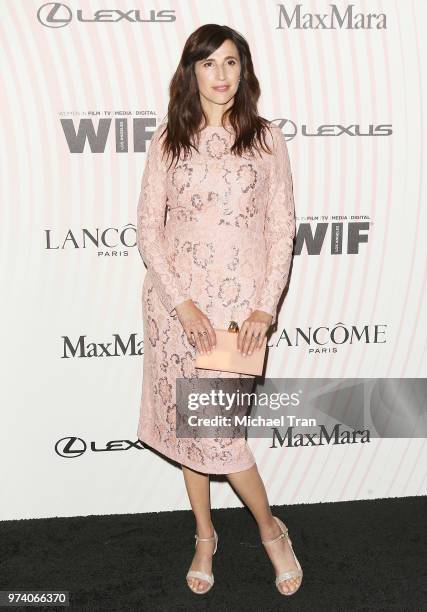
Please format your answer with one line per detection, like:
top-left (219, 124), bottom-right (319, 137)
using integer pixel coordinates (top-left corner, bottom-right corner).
top-left (254, 125), bottom-right (296, 326)
top-left (136, 123), bottom-right (190, 317)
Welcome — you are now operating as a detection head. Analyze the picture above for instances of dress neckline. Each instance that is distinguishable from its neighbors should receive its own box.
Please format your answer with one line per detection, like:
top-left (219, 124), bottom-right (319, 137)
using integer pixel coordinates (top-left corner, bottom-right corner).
top-left (199, 125), bottom-right (234, 137)
top-left (200, 124), bottom-right (232, 130)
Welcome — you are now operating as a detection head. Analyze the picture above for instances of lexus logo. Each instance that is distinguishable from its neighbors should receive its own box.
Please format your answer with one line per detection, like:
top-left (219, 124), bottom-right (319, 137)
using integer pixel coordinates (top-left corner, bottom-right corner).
top-left (271, 118), bottom-right (297, 141)
top-left (55, 436), bottom-right (145, 457)
top-left (55, 436), bottom-right (87, 457)
top-left (271, 119), bottom-right (392, 141)
top-left (37, 3), bottom-right (72, 28)
top-left (37, 3), bottom-right (176, 28)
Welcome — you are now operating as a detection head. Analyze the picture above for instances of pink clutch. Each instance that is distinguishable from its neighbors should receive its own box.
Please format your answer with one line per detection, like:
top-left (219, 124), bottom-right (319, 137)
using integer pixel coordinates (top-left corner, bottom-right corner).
top-left (195, 320), bottom-right (267, 376)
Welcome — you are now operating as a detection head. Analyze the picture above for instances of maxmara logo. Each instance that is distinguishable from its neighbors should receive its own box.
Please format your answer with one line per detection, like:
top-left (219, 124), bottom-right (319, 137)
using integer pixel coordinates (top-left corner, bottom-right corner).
top-left (60, 117), bottom-right (392, 153)
top-left (270, 424), bottom-right (371, 447)
top-left (277, 4), bottom-right (387, 29)
top-left (62, 334), bottom-right (143, 358)
top-left (37, 3), bottom-right (176, 28)
top-left (61, 324), bottom-right (386, 359)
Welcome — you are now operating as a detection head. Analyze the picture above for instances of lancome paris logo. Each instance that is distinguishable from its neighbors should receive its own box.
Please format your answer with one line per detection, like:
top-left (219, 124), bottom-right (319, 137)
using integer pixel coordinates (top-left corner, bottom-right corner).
top-left (274, 322), bottom-right (387, 354)
top-left (277, 4), bottom-right (386, 29)
top-left (44, 224), bottom-right (136, 256)
top-left (37, 3), bottom-right (176, 28)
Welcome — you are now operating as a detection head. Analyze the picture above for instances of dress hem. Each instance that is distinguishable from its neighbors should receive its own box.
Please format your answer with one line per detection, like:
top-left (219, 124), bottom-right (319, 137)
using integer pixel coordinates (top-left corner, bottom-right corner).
top-left (137, 432), bottom-right (257, 475)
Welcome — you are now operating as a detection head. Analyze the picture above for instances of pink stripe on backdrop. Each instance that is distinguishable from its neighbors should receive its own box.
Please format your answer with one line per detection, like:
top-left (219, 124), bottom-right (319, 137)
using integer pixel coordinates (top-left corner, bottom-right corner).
top-left (285, 12), bottom-right (338, 506)
top-left (353, 0), bottom-right (396, 501)
top-left (251, 0), bottom-right (303, 502)
top-left (383, 0), bottom-right (426, 499)
top-left (1, 16), bottom-right (32, 293)
top-left (399, 0), bottom-right (426, 378)
top-left (373, 0), bottom-right (425, 497)
top-left (342, 0), bottom-right (381, 502)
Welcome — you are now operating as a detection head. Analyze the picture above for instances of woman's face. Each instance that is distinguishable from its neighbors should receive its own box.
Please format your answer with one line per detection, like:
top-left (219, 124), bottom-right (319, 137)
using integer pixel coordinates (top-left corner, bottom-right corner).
top-left (194, 39), bottom-right (241, 107)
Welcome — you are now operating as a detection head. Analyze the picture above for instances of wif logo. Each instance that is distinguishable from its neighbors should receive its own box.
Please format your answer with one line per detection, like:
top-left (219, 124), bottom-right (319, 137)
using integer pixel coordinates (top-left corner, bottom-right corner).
top-left (61, 117), bottom-right (158, 154)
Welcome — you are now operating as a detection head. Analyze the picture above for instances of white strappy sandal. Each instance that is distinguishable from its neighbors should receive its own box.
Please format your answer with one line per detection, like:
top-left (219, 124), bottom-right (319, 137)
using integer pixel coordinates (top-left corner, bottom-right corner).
top-left (261, 516), bottom-right (303, 596)
top-left (186, 529), bottom-right (218, 595)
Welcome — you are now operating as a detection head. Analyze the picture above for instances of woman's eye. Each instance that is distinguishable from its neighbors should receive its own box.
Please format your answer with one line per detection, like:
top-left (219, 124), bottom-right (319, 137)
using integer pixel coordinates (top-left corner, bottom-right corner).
top-left (203, 60), bottom-right (237, 68)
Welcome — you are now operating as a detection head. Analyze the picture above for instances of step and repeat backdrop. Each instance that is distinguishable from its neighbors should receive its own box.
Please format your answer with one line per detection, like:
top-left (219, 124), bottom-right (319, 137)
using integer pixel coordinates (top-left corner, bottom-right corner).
top-left (1, 0), bottom-right (426, 520)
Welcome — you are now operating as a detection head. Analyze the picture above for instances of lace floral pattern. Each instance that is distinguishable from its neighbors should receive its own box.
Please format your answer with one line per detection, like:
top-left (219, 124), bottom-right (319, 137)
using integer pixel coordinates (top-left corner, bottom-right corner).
top-left (136, 121), bottom-right (296, 474)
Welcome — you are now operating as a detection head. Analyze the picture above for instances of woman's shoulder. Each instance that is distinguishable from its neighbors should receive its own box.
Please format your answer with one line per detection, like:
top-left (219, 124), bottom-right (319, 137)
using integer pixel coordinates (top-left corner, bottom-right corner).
top-left (263, 122), bottom-right (288, 161)
top-left (263, 121), bottom-right (283, 143)
top-left (150, 120), bottom-right (168, 144)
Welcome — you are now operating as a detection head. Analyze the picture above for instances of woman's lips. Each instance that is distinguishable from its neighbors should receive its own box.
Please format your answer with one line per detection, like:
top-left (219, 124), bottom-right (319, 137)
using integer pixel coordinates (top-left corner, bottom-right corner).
top-left (213, 85), bottom-right (230, 91)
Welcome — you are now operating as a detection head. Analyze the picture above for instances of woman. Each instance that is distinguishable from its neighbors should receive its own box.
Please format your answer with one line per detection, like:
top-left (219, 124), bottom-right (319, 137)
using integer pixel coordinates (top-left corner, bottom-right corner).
top-left (136, 24), bottom-right (302, 596)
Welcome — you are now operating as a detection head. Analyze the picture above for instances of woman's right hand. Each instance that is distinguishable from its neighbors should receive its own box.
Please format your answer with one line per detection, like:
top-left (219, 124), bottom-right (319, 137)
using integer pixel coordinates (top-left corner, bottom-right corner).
top-left (174, 299), bottom-right (216, 354)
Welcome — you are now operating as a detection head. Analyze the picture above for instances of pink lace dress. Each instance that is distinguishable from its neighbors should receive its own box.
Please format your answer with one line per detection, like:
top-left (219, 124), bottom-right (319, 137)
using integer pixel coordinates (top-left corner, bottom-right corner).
top-left (136, 121), bottom-right (295, 474)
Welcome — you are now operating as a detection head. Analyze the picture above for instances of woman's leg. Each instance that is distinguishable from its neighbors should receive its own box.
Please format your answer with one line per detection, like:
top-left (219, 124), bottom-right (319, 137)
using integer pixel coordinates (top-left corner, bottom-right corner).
top-left (226, 463), bottom-right (302, 595)
top-left (182, 465), bottom-right (216, 592)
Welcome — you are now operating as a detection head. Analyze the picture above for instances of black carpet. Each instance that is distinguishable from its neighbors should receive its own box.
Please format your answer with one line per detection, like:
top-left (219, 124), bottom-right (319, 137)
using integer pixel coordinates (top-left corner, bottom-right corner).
top-left (1, 496), bottom-right (426, 611)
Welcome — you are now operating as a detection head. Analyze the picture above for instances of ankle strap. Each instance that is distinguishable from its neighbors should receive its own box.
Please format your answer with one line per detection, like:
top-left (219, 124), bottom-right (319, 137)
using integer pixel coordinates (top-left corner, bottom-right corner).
top-left (262, 528), bottom-right (288, 546)
top-left (195, 533), bottom-right (215, 542)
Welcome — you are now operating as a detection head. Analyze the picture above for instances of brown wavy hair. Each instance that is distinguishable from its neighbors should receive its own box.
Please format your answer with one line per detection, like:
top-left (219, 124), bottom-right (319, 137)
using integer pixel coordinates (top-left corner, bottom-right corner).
top-left (158, 24), bottom-right (274, 169)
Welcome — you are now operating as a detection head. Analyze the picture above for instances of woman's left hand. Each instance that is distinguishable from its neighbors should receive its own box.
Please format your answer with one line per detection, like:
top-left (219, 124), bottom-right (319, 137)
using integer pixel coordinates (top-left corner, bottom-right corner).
top-left (237, 310), bottom-right (272, 355)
